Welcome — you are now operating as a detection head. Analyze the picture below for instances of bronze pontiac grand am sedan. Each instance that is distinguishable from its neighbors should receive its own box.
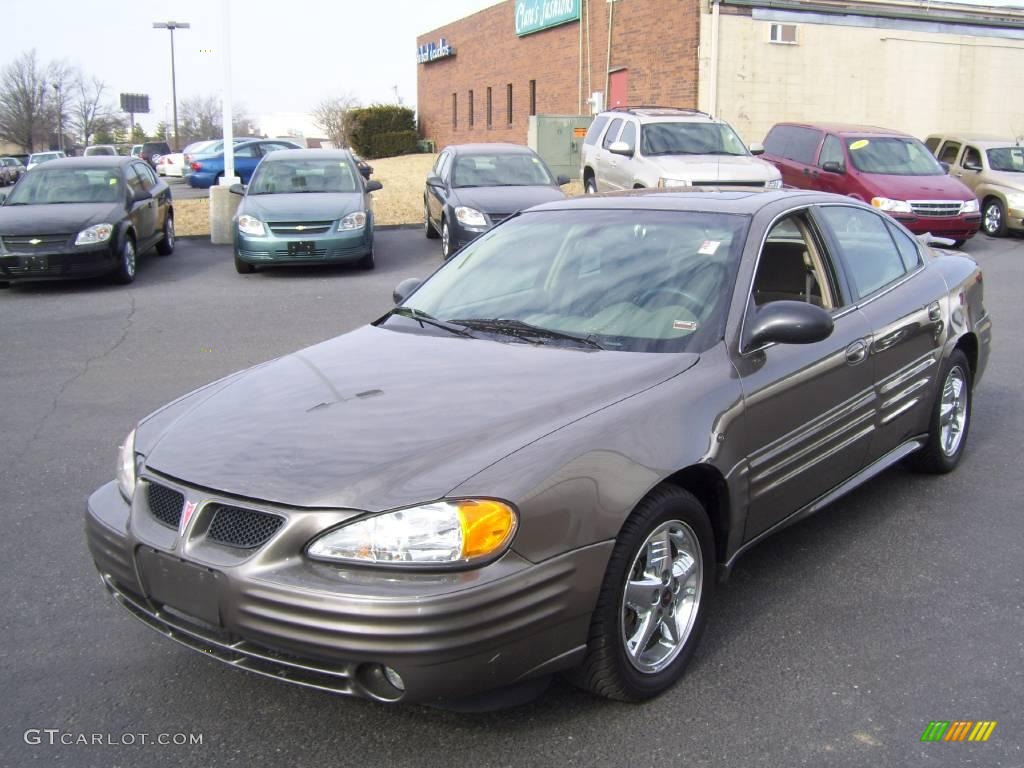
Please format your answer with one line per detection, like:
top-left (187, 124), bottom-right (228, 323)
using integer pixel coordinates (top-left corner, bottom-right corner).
top-left (86, 190), bottom-right (991, 705)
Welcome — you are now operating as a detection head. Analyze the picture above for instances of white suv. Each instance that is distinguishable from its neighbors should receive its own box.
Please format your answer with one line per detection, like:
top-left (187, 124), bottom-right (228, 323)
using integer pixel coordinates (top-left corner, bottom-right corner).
top-left (580, 107), bottom-right (782, 193)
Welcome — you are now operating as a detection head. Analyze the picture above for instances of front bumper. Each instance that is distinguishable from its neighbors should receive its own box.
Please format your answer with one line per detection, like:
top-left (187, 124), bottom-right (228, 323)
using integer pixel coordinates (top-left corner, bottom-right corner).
top-left (0, 240), bottom-right (118, 281)
top-left (235, 227), bottom-right (372, 266)
top-left (1007, 204), bottom-right (1024, 233)
top-left (85, 479), bottom-right (609, 703)
top-left (889, 212), bottom-right (981, 240)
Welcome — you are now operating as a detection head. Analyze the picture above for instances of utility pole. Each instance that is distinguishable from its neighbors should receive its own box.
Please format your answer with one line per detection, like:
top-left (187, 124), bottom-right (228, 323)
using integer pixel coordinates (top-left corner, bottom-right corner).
top-left (52, 82), bottom-right (65, 153)
top-left (153, 20), bottom-right (191, 150)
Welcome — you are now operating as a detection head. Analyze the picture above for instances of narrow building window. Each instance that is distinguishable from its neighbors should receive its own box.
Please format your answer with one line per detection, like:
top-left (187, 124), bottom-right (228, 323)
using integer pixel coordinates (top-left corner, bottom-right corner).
top-left (506, 83), bottom-right (513, 125)
top-left (486, 87), bottom-right (493, 128)
top-left (529, 80), bottom-right (537, 116)
top-left (468, 90), bottom-right (474, 127)
top-left (768, 23), bottom-right (797, 44)
top-left (452, 92), bottom-right (458, 129)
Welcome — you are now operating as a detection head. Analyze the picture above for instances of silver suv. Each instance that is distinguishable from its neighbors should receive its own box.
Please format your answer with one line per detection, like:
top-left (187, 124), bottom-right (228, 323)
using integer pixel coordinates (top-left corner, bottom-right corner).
top-left (581, 107), bottom-right (782, 193)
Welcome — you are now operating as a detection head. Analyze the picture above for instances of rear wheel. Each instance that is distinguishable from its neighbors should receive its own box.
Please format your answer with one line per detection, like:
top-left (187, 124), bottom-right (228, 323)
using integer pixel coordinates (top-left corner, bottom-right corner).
top-left (111, 236), bottom-right (136, 284)
top-left (357, 249), bottom-right (375, 270)
top-left (908, 349), bottom-right (972, 474)
top-left (0, 281), bottom-right (10, 289)
top-left (155, 215), bottom-right (175, 255)
top-left (424, 202), bottom-right (439, 239)
top-left (234, 255), bottom-right (255, 274)
top-left (982, 199), bottom-right (1007, 237)
top-left (568, 485), bottom-right (714, 701)
top-left (585, 176), bottom-right (597, 195)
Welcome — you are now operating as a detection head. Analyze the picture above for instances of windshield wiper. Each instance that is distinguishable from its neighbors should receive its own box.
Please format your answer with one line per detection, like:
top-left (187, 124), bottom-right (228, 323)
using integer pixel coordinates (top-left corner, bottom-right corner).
top-left (389, 306), bottom-right (476, 339)
top-left (449, 318), bottom-right (604, 349)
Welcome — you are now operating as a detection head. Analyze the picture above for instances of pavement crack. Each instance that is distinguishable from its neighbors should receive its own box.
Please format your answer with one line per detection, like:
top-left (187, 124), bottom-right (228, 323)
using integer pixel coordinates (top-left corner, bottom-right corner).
top-left (14, 294), bottom-right (137, 466)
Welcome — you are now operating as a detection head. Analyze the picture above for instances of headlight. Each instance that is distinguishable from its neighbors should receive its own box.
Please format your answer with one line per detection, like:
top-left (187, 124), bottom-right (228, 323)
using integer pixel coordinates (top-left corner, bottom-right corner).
top-left (1006, 192), bottom-right (1024, 209)
top-left (237, 215), bottom-right (265, 236)
top-left (116, 428), bottom-right (137, 501)
top-left (338, 211), bottom-right (367, 231)
top-left (960, 199), bottom-right (979, 214)
top-left (75, 223), bottom-right (113, 246)
top-left (307, 499), bottom-right (518, 567)
top-left (454, 206), bottom-right (488, 228)
top-left (658, 178), bottom-right (692, 189)
top-left (871, 197), bottom-right (913, 213)
top-left (764, 178), bottom-right (783, 190)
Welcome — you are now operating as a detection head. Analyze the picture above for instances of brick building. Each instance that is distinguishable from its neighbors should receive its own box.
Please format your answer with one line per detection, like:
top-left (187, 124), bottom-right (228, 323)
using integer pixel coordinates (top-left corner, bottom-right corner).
top-left (416, 0), bottom-right (700, 150)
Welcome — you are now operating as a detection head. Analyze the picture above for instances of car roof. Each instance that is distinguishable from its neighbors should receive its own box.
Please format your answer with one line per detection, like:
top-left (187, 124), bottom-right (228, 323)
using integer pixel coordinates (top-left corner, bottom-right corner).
top-left (526, 188), bottom-right (831, 215)
top-left (775, 122), bottom-right (912, 138)
top-left (927, 133), bottom-right (1021, 148)
top-left (446, 143), bottom-right (538, 155)
top-left (259, 148), bottom-right (353, 161)
top-left (602, 107), bottom-right (716, 123)
top-left (34, 156), bottom-right (133, 169)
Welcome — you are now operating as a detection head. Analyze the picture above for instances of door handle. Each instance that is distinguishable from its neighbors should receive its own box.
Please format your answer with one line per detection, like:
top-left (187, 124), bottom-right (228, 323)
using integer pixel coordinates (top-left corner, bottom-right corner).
top-left (845, 339), bottom-right (868, 365)
top-left (927, 301), bottom-right (941, 322)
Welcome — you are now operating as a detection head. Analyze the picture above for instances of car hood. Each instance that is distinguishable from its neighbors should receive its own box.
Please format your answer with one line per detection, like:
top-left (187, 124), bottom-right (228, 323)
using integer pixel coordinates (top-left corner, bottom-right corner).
top-left (451, 185), bottom-right (566, 214)
top-left (0, 202), bottom-right (123, 235)
top-left (240, 193), bottom-right (364, 222)
top-left (983, 171), bottom-right (1024, 193)
top-left (139, 324), bottom-right (697, 511)
top-left (858, 172), bottom-right (974, 201)
top-left (649, 155), bottom-right (781, 183)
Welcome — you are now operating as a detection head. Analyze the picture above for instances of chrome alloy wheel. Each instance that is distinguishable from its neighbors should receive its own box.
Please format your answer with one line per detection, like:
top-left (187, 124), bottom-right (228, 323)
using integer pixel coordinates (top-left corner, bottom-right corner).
top-left (982, 202), bottom-right (1002, 235)
top-left (620, 519), bottom-right (703, 674)
top-left (940, 366), bottom-right (968, 456)
top-left (123, 240), bottom-right (136, 278)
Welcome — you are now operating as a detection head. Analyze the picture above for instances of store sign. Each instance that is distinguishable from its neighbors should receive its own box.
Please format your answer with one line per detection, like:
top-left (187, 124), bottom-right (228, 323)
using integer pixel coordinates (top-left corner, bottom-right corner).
top-left (515, 0), bottom-right (580, 36)
top-left (416, 38), bottom-right (455, 64)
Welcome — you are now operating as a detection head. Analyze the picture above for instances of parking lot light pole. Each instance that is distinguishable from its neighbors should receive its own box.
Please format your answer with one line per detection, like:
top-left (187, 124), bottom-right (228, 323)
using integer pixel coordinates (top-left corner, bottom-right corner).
top-left (153, 20), bottom-right (190, 151)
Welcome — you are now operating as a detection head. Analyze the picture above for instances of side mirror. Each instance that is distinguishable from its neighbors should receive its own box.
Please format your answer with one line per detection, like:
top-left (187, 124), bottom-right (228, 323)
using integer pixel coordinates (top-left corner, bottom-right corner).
top-left (393, 278), bottom-right (422, 305)
top-left (963, 162), bottom-right (982, 172)
top-left (749, 142), bottom-right (765, 156)
top-left (426, 174), bottom-right (444, 188)
top-left (229, 183), bottom-right (246, 195)
top-left (556, 175), bottom-right (570, 186)
top-left (939, 161), bottom-right (951, 174)
top-left (821, 160), bottom-right (845, 174)
top-left (365, 179), bottom-right (383, 193)
top-left (743, 301), bottom-right (834, 352)
top-left (131, 188), bottom-right (152, 203)
top-left (608, 141), bottom-right (634, 157)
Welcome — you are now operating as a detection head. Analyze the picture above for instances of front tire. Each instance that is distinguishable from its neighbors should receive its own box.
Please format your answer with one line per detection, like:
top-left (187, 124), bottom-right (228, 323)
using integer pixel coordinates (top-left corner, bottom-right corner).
top-left (424, 202), bottom-right (439, 239)
top-left (155, 215), bottom-right (175, 255)
top-left (111, 236), bottom-right (136, 284)
top-left (568, 485), bottom-right (714, 701)
top-left (234, 255), bottom-right (255, 274)
top-left (585, 176), bottom-right (597, 195)
top-left (441, 218), bottom-right (452, 259)
top-left (908, 349), bottom-right (972, 474)
top-left (981, 199), bottom-right (1007, 237)
top-left (357, 249), bottom-right (375, 270)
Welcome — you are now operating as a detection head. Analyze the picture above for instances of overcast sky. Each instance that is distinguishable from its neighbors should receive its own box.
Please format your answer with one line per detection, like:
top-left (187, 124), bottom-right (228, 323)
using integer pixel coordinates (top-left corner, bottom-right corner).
top-left (2, 0), bottom-right (1020, 132)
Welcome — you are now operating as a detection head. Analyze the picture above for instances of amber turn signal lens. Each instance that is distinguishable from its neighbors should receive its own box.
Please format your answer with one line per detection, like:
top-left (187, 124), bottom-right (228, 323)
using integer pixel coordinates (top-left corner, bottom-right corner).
top-left (457, 500), bottom-right (517, 559)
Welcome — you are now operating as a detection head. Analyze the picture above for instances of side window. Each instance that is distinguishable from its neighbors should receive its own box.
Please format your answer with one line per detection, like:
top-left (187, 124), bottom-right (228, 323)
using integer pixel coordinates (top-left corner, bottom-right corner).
top-left (752, 212), bottom-right (837, 310)
top-left (763, 125), bottom-right (791, 156)
top-left (885, 220), bottom-right (921, 271)
top-left (924, 137), bottom-right (941, 153)
top-left (135, 163), bottom-right (158, 190)
top-left (938, 141), bottom-right (961, 165)
top-left (125, 166), bottom-right (146, 195)
top-left (962, 146), bottom-right (982, 169)
top-left (602, 118), bottom-right (623, 149)
top-left (818, 206), bottom-right (908, 299)
top-left (261, 142), bottom-right (295, 153)
top-left (584, 115), bottom-right (609, 146)
top-left (431, 151), bottom-right (447, 175)
top-left (235, 144), bottom-right (258, 158)
top-left (618, 120), bottom-right (637, 150)
top-left (438, 152), bottom-right (452, 181)
top-left (818, 134), bottom-right (844, 168)
top-left (788, 127), bottom-right (822, 164)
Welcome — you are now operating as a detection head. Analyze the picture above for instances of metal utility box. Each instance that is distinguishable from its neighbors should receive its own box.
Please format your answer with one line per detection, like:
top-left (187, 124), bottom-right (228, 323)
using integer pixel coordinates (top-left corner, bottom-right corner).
top-left (528, 115), bottom-right (593, 181)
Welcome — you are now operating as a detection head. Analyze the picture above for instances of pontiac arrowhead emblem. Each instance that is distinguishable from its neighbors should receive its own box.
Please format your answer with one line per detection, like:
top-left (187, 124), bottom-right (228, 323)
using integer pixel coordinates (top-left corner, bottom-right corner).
top-left (179, 500), bottom-right (198, 537)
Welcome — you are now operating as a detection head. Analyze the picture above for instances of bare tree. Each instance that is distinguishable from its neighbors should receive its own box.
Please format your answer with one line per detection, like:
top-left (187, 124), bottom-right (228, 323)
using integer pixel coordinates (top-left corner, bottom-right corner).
top-left (312, 93), bottom-right (360, 148)
top-left (0, 50), bottom-right (51, 151)
top-left (179, 94), bottom-right (254, 144)
top-left (69, 75), bottom-right (115, 147)
top-left (46, 60), bottom-right (76, 151)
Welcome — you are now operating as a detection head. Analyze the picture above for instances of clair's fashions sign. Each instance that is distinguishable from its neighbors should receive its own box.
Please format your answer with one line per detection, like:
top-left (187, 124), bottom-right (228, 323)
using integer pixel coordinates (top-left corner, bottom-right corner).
top-left (515, 0), bottom-right (581, 36)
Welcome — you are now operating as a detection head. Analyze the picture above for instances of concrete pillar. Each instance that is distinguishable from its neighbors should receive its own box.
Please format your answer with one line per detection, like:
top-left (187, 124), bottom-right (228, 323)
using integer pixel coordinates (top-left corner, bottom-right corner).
top-left (209, 183), bottom-right (241, 244)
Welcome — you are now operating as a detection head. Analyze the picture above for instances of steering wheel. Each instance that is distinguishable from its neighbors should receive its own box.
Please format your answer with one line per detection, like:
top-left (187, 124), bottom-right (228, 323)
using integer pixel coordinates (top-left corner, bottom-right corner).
top-left (633, 287), bottom-right (705, 316)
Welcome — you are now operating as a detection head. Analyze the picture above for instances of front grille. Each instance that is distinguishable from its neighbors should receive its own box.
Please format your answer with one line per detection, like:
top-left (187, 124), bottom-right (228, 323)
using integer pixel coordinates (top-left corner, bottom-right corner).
top-left (206, 505), bottom-right (284, 549)
top-left (268, 221), bottom-right (333, 235)
top-left (693, 180), bottom-right (766, 189)
top-left (148, 483), bottom-right (185, 529)
top-left (909, 201), bottom-right (963, 217)
top-left (274, 247), bottom-right (327, 258)
top-left (1, 234), bottom-right (71, 251)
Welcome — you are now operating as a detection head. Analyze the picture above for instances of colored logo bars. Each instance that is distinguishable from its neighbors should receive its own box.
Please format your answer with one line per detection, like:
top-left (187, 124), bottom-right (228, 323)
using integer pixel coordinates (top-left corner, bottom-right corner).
top-left (921, 721), bottom-right (997, 742)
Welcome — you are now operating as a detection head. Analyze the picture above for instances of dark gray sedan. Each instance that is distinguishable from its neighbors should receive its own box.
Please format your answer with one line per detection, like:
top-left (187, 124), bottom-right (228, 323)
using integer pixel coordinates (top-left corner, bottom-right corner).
top-left (86, 190), bottom-right (990, 705)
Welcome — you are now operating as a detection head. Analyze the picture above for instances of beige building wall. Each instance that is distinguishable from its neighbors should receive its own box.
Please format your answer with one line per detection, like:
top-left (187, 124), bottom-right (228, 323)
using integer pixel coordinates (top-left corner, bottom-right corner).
top-left (698, 8), bottom-right (1024, 146)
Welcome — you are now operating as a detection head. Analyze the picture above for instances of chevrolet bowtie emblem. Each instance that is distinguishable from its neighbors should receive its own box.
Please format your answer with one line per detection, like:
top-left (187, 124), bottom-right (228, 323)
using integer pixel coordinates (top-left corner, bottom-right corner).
top-left (29, 238), bottom-right (41, 245)
top-left (296, 225), bottom-right (306, 231)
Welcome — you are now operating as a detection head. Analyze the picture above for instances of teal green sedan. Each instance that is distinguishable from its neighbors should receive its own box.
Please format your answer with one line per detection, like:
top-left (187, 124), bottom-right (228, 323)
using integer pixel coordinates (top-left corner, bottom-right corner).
top-left (231, 149), bottom-right (382, 273)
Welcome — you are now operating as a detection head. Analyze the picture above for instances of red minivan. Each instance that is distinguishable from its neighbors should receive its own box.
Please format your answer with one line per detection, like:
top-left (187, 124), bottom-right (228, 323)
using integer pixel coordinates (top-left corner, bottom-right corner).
top-left (762, 122), bottom-right (981, 245)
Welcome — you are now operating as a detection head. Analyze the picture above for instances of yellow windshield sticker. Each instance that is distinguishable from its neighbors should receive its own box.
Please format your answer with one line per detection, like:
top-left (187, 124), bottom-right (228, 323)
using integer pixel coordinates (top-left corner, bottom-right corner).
top-left (109, 178), bottom-right (117, 184)
top-left (850, 139), bottom-right (870, 151)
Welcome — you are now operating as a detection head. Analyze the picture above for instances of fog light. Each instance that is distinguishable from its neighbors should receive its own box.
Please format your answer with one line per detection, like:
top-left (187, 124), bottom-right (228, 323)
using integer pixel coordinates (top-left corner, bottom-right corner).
top-left (383, 666), bottom-right (405, 691)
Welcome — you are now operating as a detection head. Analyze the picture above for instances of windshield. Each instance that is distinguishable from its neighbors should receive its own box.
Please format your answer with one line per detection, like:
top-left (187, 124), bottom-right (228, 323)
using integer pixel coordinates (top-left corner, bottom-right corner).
top-left (248, 159), bottom-right (360, 194)
top-left (846, 137), bottom-right (943, 175)
top-left (987, 147), bottom-right (1024, 173)
top-left (7, 167), bottom-right (122, 205)
top-left (452, 153), bottom-right (554, 188)
top-left (399, 209), bottom-right (748, 353)
top-left (641, 122), bottom-right (749, 156)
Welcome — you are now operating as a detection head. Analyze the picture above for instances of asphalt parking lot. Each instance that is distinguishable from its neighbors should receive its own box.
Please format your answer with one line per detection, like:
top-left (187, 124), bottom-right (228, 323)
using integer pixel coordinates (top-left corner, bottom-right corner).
top-left (1, 229), bottom-right (1021, 767)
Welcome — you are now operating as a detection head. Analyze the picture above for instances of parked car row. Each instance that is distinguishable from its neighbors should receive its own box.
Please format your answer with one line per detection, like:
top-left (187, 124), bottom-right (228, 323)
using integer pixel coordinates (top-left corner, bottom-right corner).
top-left (0, 156), bottom-right (27, 185)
